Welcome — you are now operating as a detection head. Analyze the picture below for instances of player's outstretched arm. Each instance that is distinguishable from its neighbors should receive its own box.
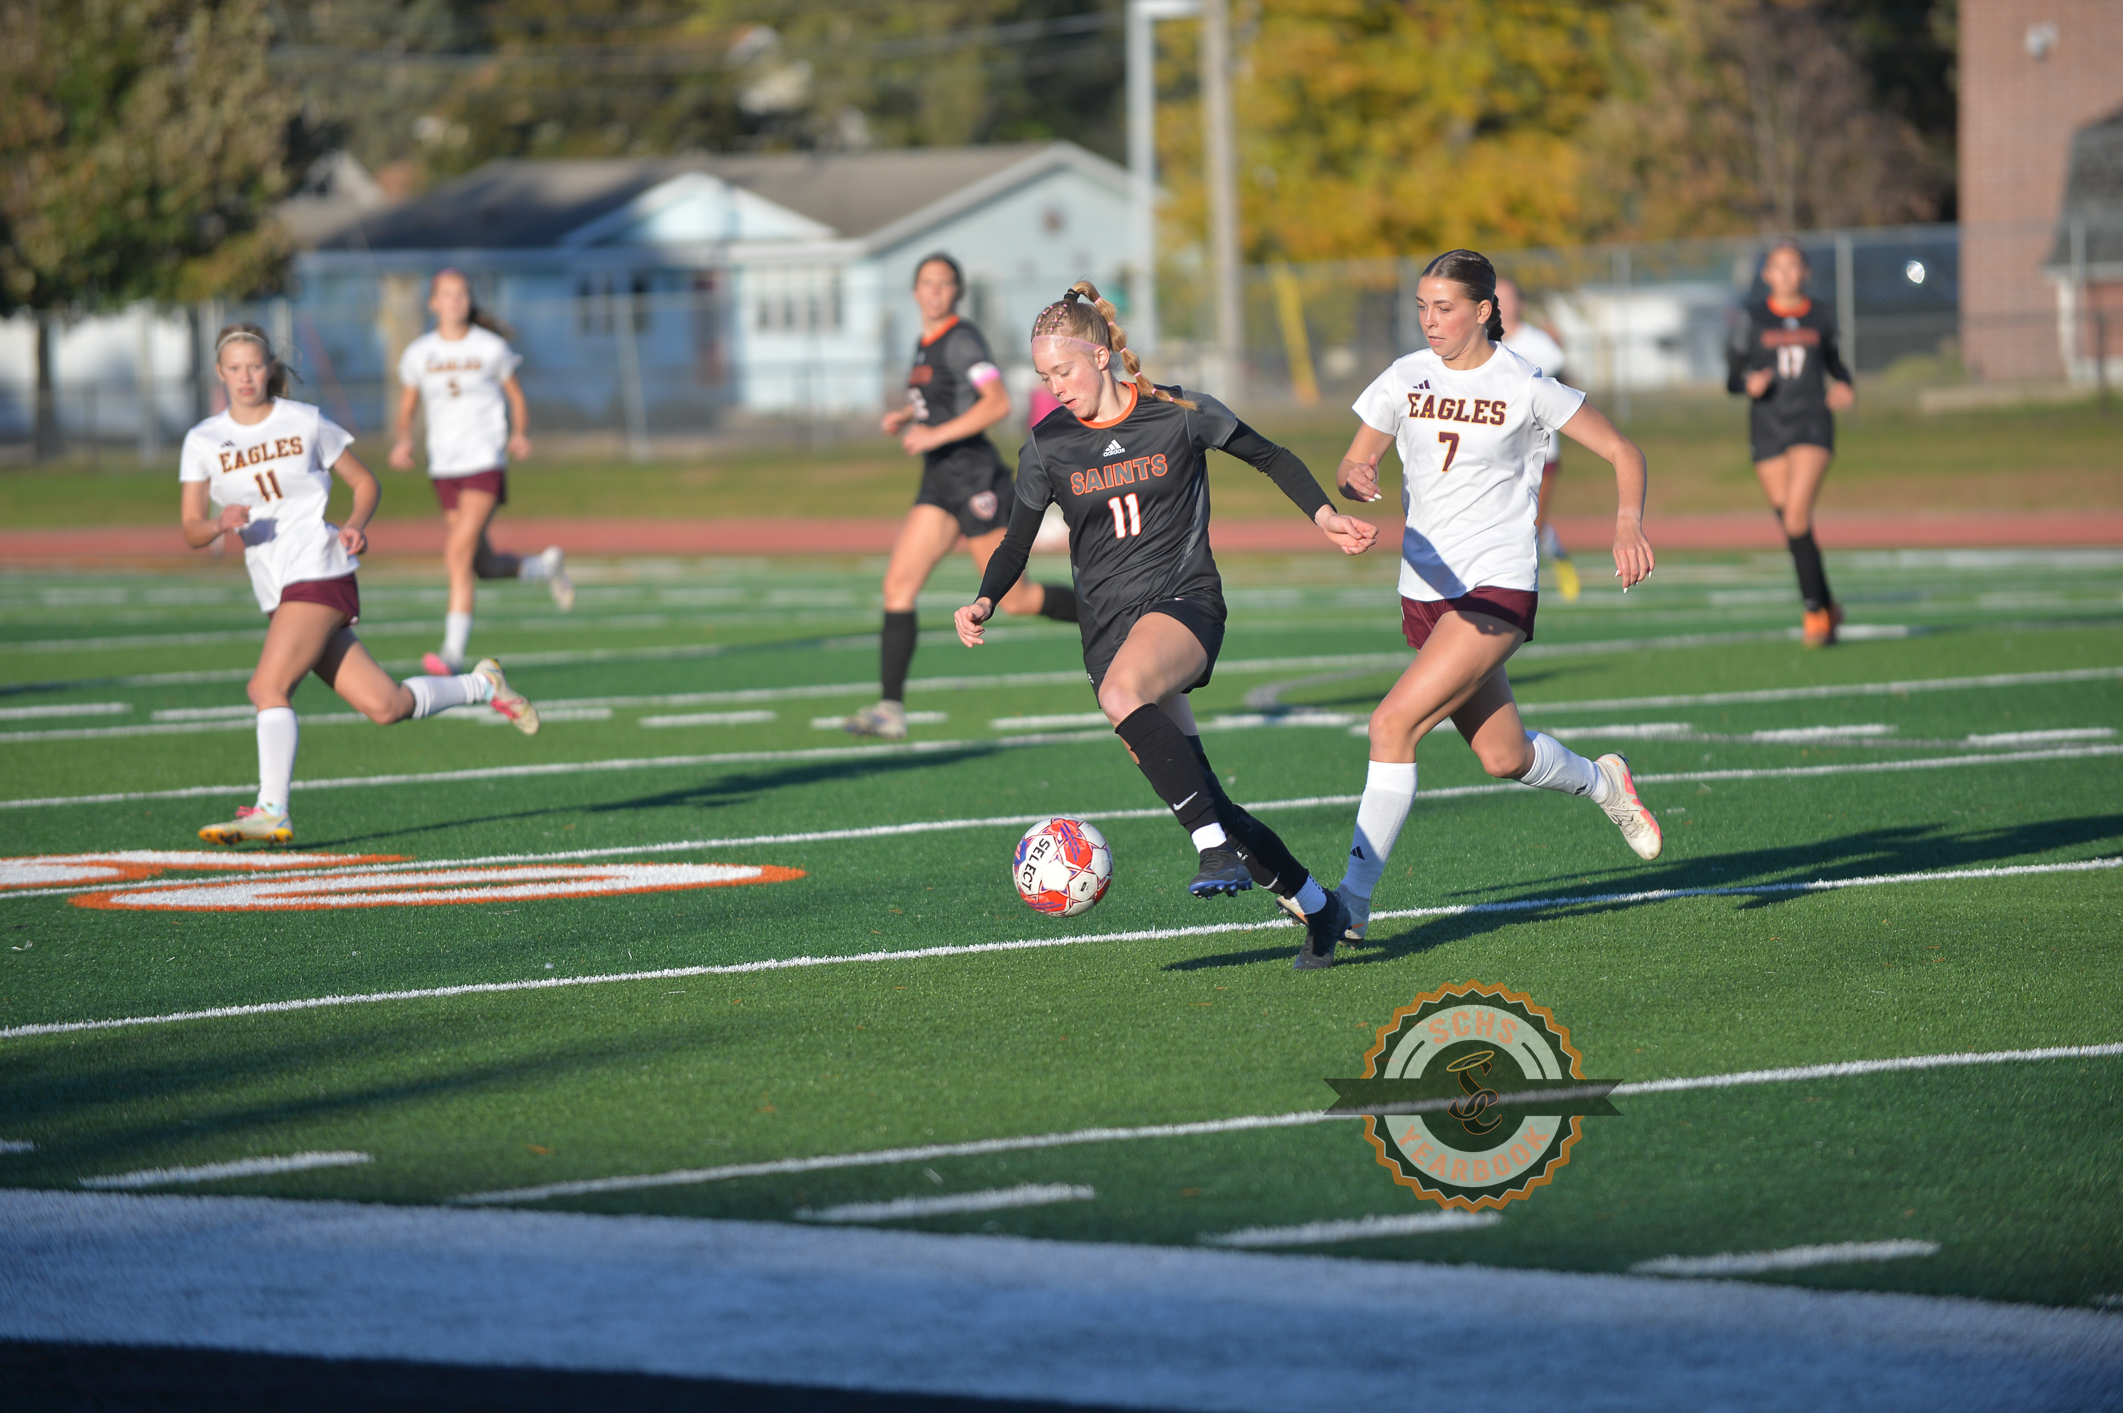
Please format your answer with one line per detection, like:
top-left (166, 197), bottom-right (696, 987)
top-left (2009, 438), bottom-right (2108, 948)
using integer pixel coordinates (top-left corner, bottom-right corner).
top-left (1335, 424), bottom-right (1394, 503)
top-left (954, 597), bottom-right (993, 647)
top-left (1223, 421), bottom-right (1378, 556)
top-left (959, 496), bottom-right (1046, 645)
top-left (1558, 402), bottom-right (1654, 590)
top-left (502, 375), bottom-right (533, 460)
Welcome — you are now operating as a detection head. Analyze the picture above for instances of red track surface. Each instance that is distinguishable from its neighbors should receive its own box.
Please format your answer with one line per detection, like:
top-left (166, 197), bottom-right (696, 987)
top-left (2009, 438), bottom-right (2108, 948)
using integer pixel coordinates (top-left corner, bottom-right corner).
top-left (3, 512), bottom-right (2119, 563)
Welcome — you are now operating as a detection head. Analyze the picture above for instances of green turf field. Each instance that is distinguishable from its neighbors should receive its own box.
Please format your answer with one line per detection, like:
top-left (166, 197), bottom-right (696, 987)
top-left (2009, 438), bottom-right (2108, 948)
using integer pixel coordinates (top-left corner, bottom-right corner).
top-left (2, 544), bottom-right (2119, 1312)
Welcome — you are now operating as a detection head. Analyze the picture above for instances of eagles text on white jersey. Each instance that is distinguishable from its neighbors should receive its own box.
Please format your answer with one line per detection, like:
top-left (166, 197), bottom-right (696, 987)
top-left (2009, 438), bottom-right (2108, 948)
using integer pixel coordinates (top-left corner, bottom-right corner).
top-left (1352, 344), bottom-right (1586, 601)
top-left (397, 326), bottom-right (522, 477)
top-left (180, 399), bottom-right (357, 613)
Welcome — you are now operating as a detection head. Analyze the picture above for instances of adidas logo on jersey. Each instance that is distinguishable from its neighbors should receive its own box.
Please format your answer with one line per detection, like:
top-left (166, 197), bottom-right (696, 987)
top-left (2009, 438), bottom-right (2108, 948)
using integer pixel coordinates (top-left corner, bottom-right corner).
top-left (1102, 439), bottom-right (1125, 456)
top-left (1411, 381), bottom-right (1431, 391)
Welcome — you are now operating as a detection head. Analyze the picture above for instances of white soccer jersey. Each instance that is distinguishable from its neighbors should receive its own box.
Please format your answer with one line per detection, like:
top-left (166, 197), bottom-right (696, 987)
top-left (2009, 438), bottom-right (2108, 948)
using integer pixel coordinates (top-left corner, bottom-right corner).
top-left (397, 326), bottom-right (522, 477)
top-left (180, 399), bottom-right (357, 613)
top-left (1501, 323), bottom-right (1568, 469)
top-left (1352, 343), bottom-right (1587, 600)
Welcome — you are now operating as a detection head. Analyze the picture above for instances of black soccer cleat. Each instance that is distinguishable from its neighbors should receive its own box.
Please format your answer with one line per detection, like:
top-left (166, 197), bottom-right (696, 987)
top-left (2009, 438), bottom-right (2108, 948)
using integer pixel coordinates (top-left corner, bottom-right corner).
top-left (1293, 888), bottom-right (1352, 971)
top-left (1188, 845), bottom-right (1255, 898)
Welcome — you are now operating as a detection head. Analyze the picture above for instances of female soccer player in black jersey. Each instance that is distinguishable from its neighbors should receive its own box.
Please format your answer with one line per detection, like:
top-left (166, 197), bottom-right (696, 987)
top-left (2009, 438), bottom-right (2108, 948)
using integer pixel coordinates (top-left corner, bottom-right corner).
top-left (954, 283), bottom-right (1380, 969)
top-left (845, 253), bottom-right (1078, 741)
top-left (1728, 240), bottom-right (1856, 647)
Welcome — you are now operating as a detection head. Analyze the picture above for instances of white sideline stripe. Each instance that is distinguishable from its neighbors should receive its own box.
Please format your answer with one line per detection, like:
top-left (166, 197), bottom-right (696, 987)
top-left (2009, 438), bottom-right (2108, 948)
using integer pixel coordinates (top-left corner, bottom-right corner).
top-left (1964, 727), bottom-right (2115, 745)
top-left (153, 705), bottom-right (260, 721)
top-left (796, 1184), bottom-right (1096, 1224)
top-left (1518, 664), bottom-right (2123, 715)
top-left (640, 710), bottom-right (777, 728)
top-left (1746, 723), bottom-right (1898, 742)
top-left (1630, 1240), bottom-right (1940, 1277)
top-left (0, 1139), bottom-right (34, 1154)
top-left (7, 725), bottom-right (2122, 813)
top-left (990, 712), bottom-right (1110, 731)
top-left (0, 714), bottom-right (364, 743)
top-left (811, 711), bottom-right (947, 729)
top-left (452, 1042), bottom-right (2123, 1206)
top-left (8, 858), bottom-right (2115, 1044)
top-left (78, 1151), bottom-right (372, 1190)
top-left (1203, 1212), bottom-right (1501, 1247)
top-left (0, 702), bottom-right (128, 721)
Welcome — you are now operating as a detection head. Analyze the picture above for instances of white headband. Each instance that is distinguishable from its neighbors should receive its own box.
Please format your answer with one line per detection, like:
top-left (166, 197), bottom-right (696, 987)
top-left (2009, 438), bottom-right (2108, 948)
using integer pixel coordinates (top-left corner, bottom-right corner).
top-left (215, 330), bottom-right (270, 355)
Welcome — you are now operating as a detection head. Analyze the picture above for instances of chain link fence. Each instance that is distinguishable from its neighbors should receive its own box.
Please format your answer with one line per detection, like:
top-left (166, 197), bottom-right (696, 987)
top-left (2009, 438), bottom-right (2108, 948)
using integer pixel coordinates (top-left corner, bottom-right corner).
top-left (4, 216), bottom-right (2118, 465)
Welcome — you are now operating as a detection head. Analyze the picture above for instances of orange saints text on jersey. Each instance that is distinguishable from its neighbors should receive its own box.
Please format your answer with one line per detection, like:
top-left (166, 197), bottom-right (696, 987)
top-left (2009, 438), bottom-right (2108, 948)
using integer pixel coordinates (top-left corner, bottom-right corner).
top-left (1068, 454), bottom-right (1169, 497)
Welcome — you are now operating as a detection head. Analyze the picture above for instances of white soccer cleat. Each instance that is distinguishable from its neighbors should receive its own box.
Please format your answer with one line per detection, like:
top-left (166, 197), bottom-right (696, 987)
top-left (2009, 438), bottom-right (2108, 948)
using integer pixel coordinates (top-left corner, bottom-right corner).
top-left (1276, 883), bottom-right (1371, 942)
top-left (541, 546), bottom-right (575, 612)
top-left (198, 804), bottom-right (292, 845)
top-left (474, 658), bottom-right (539, 735)
top-left (844, 701), bottom-right (908, 741)
top-left (1594, 753), bottom-right (1662, 860)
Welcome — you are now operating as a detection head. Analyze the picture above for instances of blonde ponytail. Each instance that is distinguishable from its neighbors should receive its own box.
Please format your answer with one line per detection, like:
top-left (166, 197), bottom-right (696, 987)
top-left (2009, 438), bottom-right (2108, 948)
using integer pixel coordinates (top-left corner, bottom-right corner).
top-left (1030, 281), bottom-right (1198, 411)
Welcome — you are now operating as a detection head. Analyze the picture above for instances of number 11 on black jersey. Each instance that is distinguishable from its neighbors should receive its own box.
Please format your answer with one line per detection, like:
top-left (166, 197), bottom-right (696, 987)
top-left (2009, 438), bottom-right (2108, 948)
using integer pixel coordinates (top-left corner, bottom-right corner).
top-left (1107, 492), bottom-right (1143, 539)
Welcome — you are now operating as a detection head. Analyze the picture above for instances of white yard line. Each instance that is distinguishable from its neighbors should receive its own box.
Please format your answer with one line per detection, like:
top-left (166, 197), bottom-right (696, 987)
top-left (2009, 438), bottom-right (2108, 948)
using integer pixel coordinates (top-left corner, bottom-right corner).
top-left (796, 1184), bottom-right (1096, 1224)
top-left (1517, 664), bottom-right (2123, 716)
top-left (1202, 1212), bottom-right (1501, 1247)
top-left (640, 710), bottom-right (777, 728)
top-left (77, 1151), bottom-right (372, 1190)
top-left (452, 1041), bottom-right (2123, 1206)
top-left (6, 858), bottom-right (2114, 1043)
top-left (1631, 1241), bottom-right (1940, 1277)
top-left (0, 702), bottom-right (129, 721)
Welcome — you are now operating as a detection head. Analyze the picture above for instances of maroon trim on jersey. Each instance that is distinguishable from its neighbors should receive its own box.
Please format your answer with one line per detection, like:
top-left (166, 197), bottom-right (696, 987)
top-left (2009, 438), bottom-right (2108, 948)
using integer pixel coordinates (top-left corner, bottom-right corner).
top-left (432, 469), bottom-right (507, 510)
top-left (275, 573), bottom-right (361, 625)
top-left (1401, 588), bottom-right (1537, 649)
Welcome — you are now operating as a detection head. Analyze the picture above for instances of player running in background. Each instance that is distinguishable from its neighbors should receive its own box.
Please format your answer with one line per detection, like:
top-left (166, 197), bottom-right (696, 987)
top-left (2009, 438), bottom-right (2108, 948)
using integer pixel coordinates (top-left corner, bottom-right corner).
top-left (954, 283), bottom-right (1380, 970)
top-left (389, 268), bottom-right (572, 676)
top-left (1727, 239), bottom-right (1856, 647)
top-left (1327, 250), bottom-right (1661, 944)
top-left (845, 253), bottom-right (1078, 741)
top-left (1496, 277), bottom-right (1579, 602)
top-left (184, 323), bottom-right (539, 845)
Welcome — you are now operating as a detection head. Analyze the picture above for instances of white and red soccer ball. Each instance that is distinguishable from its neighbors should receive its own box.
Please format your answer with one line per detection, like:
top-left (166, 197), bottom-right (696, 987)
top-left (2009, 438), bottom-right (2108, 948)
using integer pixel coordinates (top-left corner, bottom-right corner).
top-left (1013, 817), bottom-right (1113, 917)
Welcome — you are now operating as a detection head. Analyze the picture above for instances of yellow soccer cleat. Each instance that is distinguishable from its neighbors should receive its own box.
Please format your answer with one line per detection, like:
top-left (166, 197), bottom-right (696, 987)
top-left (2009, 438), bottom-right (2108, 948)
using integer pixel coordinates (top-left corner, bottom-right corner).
top-left (1554, 556), bottom-right (1581, 602)
top-left (198, 805), bottom-right (293, 845)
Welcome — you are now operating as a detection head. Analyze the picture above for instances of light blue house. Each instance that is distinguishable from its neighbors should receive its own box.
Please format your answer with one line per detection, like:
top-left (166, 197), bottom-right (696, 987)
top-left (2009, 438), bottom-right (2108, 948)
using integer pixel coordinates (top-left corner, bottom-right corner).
top-left (294, 143), bottom-right (1136, 434)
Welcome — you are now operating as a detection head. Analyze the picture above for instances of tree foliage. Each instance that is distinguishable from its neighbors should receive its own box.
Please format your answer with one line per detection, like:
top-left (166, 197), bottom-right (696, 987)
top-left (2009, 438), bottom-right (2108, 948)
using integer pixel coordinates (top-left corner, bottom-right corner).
top-left (0, 0), bottom-right (294, 312)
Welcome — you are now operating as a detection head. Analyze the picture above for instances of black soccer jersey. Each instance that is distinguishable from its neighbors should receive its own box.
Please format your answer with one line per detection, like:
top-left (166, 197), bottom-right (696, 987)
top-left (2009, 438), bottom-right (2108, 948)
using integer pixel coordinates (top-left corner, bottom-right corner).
top-left (1727, 296), bottom-right (1851, 457)
top-left (906, 315), bottom-right (1006, 479)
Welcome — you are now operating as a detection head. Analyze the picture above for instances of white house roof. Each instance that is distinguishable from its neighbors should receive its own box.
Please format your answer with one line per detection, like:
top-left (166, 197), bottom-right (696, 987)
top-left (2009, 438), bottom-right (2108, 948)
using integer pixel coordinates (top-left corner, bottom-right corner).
top-left (311, 142), bottom-right (1129, 256)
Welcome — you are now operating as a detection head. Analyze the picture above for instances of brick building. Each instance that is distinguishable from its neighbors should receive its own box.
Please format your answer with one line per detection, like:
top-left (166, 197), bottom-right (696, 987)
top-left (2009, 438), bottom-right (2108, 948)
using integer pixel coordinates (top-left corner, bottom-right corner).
top-left (1959, 0), bottom-right (2123, 382)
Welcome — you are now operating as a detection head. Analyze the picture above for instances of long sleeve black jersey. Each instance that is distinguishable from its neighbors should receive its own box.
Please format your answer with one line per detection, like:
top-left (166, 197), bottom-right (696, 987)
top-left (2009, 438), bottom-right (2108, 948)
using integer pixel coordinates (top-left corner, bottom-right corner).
top-left (1726, 297), bottom-right (1851, 407)
top-left (977, 385), bottom-right (1329, 669)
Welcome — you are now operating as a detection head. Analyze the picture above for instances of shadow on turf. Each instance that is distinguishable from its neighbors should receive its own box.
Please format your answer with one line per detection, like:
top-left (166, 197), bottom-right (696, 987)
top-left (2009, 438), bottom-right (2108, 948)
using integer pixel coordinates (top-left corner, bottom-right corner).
top-left (300, 745), bottom-right (1016, 850)
top-left (1163, 813), bottom-right (2123, 972)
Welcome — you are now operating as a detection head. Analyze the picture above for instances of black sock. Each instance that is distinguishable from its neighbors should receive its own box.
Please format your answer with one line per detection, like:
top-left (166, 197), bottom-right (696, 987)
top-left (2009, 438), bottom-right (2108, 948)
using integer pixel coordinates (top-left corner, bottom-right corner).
top-left (1187, 735), bottom-right (1305, 895)
top-left (1114, 705), bottom-right (1222, 838)
top-left (1786, 532), bottom-right (1832, 613)
top-left (879, 611), bottom-right (918, 703)
top-left (1038, 583), bottom-right (1078, 623)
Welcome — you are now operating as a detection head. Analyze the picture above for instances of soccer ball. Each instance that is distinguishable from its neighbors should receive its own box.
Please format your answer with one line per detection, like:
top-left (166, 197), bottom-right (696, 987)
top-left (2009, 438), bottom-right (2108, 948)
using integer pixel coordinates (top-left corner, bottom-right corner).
top-left (1013, 817), bottom-right (1113, 917)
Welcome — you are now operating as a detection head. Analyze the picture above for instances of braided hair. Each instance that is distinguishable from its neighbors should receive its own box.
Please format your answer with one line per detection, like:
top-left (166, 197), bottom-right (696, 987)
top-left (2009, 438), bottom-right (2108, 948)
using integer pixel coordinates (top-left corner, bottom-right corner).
top-left (213, 321), bottom-right (295, 400)
top-left (1421, 249), bottom-right (1505, 342)
top-left (1030, 281), bottom-right (1197, 411)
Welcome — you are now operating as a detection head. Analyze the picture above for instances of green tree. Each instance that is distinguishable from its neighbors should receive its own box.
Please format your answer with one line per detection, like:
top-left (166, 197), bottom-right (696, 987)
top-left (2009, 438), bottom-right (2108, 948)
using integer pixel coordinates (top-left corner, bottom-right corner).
top-left (0, 0), bottom-right (294, 455)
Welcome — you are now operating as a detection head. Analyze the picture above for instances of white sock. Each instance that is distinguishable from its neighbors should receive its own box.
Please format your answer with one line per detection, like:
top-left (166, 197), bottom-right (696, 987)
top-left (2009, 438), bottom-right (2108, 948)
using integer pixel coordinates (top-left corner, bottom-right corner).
top-left (255, 707), bottom-right (297, 813)
top-left (517, 548), bottom-right (553, 583)
top-left (1539, 523), bottom-right (1567, 559)
top-left (1292, 877), bottom-right (1327, 914)
top-left (1190, 822), bottom-right (1228, 851)
top-left (405, 672), bottom-right (493, 720)
top-left (442, 612), bottom-right (473, 664)
top-left (1341, 760), bottom-right (1417, 900)
top-left (1521, 731), bottom-right (1611, 802)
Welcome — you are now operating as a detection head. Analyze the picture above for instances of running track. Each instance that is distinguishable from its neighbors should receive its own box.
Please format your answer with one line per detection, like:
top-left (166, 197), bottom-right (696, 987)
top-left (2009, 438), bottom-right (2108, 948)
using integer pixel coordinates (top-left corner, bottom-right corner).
top-left (5, 511), bottom-right (2123, 562)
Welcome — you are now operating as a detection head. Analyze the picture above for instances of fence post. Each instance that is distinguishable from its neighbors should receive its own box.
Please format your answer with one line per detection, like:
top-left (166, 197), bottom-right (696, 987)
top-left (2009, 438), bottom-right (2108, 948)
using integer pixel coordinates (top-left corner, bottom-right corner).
top-left (1611, 246), bottom-right (1631, 425)
top-left (2070, 219), bottom-right (2088, 385)
top-left (136, 302), bottom-right (160, 465)
top-left (1397, 259), bottom-right (1422, 354)
top-left (1835, 231), bottom-right (1857, 383)
top-left (614, 279), bottom-right (651, 463)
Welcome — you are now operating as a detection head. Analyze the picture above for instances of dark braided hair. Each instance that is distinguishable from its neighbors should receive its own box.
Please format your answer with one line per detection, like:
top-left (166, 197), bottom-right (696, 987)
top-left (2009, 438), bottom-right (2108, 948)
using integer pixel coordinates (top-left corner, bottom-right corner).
top-left (1421, 249), bottom-right (1505, 342)
top-left (1030, 281), bottom-right (1198, 410)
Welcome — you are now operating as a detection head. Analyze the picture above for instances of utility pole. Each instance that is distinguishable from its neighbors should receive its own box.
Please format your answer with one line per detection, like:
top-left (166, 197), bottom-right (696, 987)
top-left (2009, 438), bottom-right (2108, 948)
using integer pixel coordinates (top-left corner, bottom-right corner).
top-left (1200, 0), bottom-right (1241, 398)
top-left (1126, 0), bottom-right (1201, 357)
